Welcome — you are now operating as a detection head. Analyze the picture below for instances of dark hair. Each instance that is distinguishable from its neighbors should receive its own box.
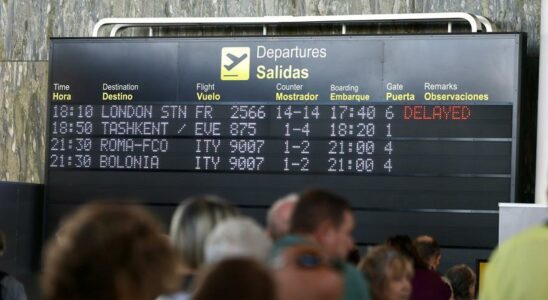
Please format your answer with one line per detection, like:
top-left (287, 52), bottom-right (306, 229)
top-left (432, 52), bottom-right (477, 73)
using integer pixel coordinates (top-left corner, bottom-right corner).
top-left (290, 189), bottom-right (351, 234)
top-left (445, 264), bottom-right (476, 300)
top-left (193, 258), bottom-right (276, 300)
top-left (346, 246), bottom-right (361, 265)
top-left (385, 235), bottom-right (429, 269)
top-left (43, 203), bottom-right (180, 300)
top-left (414, 235), bottom-right (441, 261)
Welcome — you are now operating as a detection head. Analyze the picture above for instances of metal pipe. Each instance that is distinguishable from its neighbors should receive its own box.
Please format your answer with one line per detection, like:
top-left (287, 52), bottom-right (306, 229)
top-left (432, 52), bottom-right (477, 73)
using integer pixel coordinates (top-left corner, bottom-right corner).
top-left (110, 24), bottom-right (129, 37)
top-left (93, 13), bottom-right (486, 37)
top-left (474, 15), bottom-right (494, 32)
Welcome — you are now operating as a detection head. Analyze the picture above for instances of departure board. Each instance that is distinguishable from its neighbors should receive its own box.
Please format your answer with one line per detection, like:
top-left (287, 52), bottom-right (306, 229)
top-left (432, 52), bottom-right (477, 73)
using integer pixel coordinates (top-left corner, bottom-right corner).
top-left (45, 35), bottom-right (523, 231)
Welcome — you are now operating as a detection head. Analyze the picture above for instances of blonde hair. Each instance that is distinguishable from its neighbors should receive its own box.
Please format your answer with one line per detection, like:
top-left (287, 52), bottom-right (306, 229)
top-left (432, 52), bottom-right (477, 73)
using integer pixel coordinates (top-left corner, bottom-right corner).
top-left (359, 245), bottom-right (414, 300)
top-left (169, 195), bottom-right (239, 270)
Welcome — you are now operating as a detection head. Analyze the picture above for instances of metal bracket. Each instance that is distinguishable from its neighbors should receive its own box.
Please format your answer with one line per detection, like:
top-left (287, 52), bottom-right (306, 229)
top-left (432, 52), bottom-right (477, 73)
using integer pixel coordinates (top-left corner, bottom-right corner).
top-left (92, 13), bottom-right (493, 37)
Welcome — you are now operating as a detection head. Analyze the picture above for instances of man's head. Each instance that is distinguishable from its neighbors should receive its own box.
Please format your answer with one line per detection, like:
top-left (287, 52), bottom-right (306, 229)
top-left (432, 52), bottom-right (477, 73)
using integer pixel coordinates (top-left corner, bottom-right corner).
top-left (267, 193), bottom-right (298, 241)
top-left (414, 235), bottom-right (441, 271)
top-left (386, 235), bottom-right (429, 269)
top-left (290, 189), bottom-right (355, 259)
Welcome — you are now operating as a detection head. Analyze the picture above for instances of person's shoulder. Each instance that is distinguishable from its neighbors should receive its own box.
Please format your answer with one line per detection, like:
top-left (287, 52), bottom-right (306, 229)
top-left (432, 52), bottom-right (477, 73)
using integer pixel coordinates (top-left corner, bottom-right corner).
top-left (495, 225), bottom-right (548, 256)
top-left (1, 275), bottom-right (27, 299)
top-left (343, 263), bottom-right (362, 278)
top-left (342, 263), bottom-right (371, 300)
top-left (412, 268), bottom-right (451, 297)
top-left (487, 224), bottom-right (548, 274)
top-left (1, 275), bottom-right (23, 288)
top-left (275, 234), bottom-right (307, 246)
top-left (511, 225), bottom-right (548, 243)
top-left (269, 234), bottom-right (308, 258)
top-left (413, 268), bottom-right (449, 288)
top-left (413, 267), bottom-right (437, 279)
top-left (481, 225), bottom-right (548, 299)
top-left (343, 263), bottom-right (368, 286)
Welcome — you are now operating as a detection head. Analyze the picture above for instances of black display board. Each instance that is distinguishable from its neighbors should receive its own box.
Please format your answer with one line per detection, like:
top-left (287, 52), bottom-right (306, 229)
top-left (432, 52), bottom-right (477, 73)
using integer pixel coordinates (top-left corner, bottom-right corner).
top-left (46, 34), bottom-right (523, 247)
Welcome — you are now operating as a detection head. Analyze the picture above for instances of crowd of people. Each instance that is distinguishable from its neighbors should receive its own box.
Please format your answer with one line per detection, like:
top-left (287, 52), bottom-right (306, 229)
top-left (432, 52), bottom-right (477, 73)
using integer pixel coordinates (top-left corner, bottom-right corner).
top-left (1, 188), bottom-right (546, 299)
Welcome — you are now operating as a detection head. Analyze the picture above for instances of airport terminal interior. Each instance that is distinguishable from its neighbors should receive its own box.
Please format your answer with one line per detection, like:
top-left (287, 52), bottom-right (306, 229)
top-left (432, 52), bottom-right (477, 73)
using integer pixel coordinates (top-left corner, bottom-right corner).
top-left (1, 1), bottom-right (547, 299)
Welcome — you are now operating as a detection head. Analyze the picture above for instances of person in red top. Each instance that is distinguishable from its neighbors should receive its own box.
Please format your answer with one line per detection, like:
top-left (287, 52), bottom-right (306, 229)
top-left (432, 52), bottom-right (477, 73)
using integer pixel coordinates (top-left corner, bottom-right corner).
top-left (386, 235), bottom-right (451, 300)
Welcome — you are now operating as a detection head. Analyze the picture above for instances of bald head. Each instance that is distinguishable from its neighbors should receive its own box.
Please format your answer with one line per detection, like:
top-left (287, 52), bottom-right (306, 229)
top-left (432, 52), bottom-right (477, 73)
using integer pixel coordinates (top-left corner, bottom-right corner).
top-left (267, 194), bottom-right (298, 241)
top-left (416, 235), bottom-right (434, 243)
top-left (415, 235), bottom-right (441, 271)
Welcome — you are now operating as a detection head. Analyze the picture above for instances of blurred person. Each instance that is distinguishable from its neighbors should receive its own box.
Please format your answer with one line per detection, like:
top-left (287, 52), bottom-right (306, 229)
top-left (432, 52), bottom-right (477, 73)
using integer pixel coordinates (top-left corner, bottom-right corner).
top-left (444, 265), bottom-right (475, 300)
top-left (192, 258), bottom-right (276, 300)
top-left (266, 193), bottom-right (298, 240)
top-left (160, 195), bottom-right (238, 300)
top-left (386, 235), bottom-right (451, 300)
top-left (0, 230), bottom-right (27, 300)
top-left (480, 224), bottom-right (548, 299)
top-left (204, 216), bottom-right (272, 264)
top-left (270, 188), bottom-right (371, 300)
top-left (272, 244), bottom-right (343, 300)
top-left (359, 245), bottom-right (413, 300)
top-left (414, 235), bottom-right (441, 271)
top-left (42, 203), bottom-right (180, 300)
top-left (169, 195), bottom-right (239, 270)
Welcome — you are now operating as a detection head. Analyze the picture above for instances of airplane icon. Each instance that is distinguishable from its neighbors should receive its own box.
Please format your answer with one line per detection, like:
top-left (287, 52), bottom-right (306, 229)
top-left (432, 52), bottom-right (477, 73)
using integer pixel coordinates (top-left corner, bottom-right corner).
top-left (224, 53), bottom-right (248, 71)
top-left (221, 47), bottom-right (250, 81)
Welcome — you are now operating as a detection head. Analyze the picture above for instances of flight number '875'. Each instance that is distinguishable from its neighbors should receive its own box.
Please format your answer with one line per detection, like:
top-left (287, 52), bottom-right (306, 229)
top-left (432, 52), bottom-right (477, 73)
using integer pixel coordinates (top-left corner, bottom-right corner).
top-left (230, 123), bottom-right (257, 136)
